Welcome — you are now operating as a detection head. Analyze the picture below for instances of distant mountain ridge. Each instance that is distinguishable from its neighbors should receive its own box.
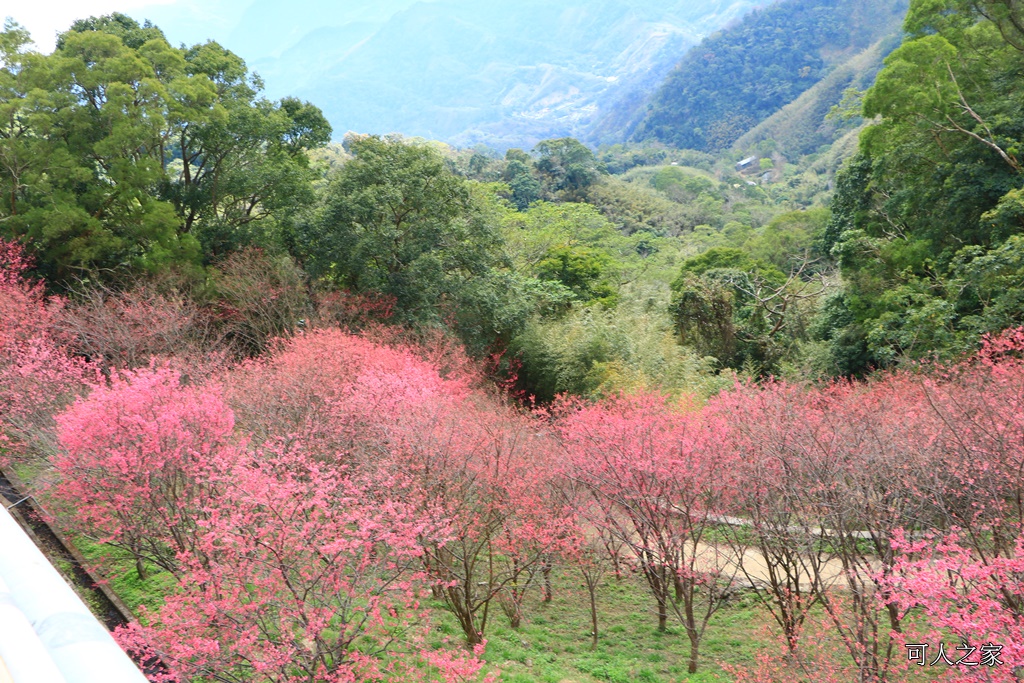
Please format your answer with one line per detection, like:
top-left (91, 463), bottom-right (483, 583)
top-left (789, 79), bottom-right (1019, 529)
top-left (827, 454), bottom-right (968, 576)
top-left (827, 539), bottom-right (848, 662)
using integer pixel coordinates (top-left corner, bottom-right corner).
top-left (130, 0), bottom-right (774, 149)
top-left (260, 0), bottom-right (779, 149)
top-left (125, 0), bottom-right (906, 152)
top-left (629, 0), bottom-right (908, 151)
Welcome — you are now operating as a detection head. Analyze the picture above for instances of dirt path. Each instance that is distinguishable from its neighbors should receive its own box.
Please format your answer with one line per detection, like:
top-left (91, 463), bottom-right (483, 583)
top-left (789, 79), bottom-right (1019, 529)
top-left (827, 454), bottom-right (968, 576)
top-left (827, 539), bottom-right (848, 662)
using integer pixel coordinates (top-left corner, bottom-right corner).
top-left (690, 540), bottom-right (853, 590)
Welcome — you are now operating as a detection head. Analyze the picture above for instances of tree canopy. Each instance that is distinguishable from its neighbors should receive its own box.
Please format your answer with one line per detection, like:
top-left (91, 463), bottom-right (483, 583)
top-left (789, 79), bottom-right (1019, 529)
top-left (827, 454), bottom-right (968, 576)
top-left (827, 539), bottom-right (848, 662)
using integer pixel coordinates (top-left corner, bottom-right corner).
top-left (822, 0), bottom-right (1024, 371)
top-left (0, 15), bottom-right (329, 283)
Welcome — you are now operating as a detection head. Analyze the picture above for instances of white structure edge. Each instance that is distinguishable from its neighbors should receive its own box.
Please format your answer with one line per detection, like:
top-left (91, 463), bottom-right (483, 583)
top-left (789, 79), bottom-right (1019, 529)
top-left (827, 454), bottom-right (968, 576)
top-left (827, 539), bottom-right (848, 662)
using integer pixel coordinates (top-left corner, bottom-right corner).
top-left (0, 503), bottom-right (148, 683)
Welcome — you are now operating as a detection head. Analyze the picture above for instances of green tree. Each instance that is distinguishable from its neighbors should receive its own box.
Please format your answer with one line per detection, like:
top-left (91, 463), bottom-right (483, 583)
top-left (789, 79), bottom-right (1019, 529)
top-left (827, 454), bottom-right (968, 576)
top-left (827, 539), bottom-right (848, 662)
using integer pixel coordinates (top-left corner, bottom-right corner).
top-left (822, 0), bottom-right (1024, 371)
top-left (535, 245), bottom-right (617, 305)
top-left (534, 137), bottom-right (604, 199)
top-left (671, 247), bottom-right (824, 372)
top-left (583, 177), bottom-right (690, 236)
top-left (0, 21), bottom-right (192, 281)
top-left (0, 15), bottom-right (329, 282)
top-left (502, 149), bottom-right (541, 210)
top-left (743, 207), bottom-right (830, 271)
top-left (499, 201), bottom-right (627, 274)
top-left (296, 135), bottom-right (521, 349)
top-left (509, 297), bottom-right (723, 402)
top-left (155, 40), bottom-right (330, 259)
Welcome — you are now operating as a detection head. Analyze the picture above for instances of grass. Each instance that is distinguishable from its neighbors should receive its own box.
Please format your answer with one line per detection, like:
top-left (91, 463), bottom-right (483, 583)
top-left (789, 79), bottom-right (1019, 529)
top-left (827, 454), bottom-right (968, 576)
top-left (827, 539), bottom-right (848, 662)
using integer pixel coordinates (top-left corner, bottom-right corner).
top-left (60, 535), bottom-right (955, 682)
top-left (427, 567), bottom-right (771, 682)
top-left (453, 566), bottom-right (955, 683)
top-left (75, 536), bottom-right (774, 681)
top-left (68, 533), bottom-right (945, 683)
top-left (73, 536), bottom-right (175, 615)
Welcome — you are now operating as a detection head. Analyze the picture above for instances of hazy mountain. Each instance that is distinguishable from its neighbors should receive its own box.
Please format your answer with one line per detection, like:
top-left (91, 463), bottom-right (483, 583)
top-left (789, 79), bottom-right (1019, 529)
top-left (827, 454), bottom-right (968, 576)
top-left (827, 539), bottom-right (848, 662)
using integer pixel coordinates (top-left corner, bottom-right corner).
top-left (125, 0), bottom-right (907, 151)
top-left (226, 0), bottom-right (420, 60)
top-left (127, 0), bottom-right (772, 149)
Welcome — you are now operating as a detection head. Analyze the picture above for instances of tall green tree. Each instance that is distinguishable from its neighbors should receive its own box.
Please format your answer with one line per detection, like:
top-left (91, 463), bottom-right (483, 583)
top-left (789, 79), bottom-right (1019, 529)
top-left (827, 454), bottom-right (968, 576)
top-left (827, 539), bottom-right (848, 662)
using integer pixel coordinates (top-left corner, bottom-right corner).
top-left (296, 135), bottom-right (536, 351)
top-left (534, 137), bottom-right (604, 200)
top-left (158, 41), bottom-right (330, 258)
top-left (0, 15), bottom-right (329, 283)
top-left (671, 248), bottom-right (787, 371)
top-left (1, 19), bottom-right (189, 280)
top-left (671, 247), bottom-right (826, 373)
top-left (502, 148), bottom-right (541, 210)
top-left (823, 0), bottom-right (1024, 371)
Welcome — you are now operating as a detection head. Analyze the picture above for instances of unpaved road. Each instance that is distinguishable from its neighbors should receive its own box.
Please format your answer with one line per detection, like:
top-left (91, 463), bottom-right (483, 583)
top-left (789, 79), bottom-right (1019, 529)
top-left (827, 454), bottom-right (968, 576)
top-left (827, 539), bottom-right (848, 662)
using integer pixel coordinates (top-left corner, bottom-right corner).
top-left (690, 540), bottom-right (856, 590)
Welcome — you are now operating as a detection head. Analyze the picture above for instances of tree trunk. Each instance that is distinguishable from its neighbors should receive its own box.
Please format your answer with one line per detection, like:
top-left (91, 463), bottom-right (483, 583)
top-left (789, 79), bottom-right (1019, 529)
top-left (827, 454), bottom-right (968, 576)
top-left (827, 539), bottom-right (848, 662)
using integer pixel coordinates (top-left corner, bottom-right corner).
top-left (589, 582), bottom-right (599, 650)
top-left (685, 586), bottom-right (700, 673)
top-left (465, 628), bottom-right (483, 648)
top-left (446, 585), bottom-right (480, 648)
top-left (687, 631), bottom-right (700, 674)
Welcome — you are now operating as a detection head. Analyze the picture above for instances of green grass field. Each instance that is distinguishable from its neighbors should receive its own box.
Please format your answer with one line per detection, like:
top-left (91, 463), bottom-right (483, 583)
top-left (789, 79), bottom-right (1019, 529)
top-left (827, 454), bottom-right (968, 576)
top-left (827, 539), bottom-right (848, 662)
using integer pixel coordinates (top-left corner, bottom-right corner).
top-left (72, 536), bottom-right (954, 683)
top-left (76, 537), bottom-right (774, 682)
top-left (427, 567), bottom-right (771, 683)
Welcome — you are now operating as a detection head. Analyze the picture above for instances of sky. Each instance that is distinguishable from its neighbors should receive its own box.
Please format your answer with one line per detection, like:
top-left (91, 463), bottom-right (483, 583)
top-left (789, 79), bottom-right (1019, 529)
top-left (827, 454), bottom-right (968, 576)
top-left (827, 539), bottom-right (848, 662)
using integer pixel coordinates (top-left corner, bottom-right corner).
top-left (4, 0), bottom-right (213, 53)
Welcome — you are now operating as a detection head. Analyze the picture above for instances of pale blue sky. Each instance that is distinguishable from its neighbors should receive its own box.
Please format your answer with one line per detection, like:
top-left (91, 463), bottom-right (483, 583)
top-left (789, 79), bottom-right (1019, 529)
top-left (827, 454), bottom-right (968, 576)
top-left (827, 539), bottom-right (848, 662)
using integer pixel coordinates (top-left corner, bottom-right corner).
top-left (6, 0), bottom-right (226, 53)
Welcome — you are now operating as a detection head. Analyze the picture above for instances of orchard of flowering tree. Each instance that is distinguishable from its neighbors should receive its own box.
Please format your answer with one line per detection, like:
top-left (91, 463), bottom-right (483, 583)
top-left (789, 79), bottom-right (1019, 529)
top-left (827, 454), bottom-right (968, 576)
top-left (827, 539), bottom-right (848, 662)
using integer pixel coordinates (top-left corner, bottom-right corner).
top-left (9, 0), bottom-right (1024, 678)
top-left (3, 233), bottom-right (1024, 683)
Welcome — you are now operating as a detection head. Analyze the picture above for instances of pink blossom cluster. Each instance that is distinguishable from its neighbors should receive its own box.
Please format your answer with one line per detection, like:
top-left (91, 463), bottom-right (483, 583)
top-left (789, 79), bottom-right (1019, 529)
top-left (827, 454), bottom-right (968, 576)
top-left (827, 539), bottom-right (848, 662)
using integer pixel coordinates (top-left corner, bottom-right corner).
top-left (6, 228), bottom-right (1023, 681)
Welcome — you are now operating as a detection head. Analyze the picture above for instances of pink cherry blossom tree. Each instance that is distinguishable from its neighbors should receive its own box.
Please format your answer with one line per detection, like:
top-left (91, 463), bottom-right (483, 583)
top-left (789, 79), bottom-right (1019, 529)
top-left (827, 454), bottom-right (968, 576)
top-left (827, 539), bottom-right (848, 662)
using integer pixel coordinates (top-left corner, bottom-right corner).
top-left (115, 444), bottom-right (490, 683)
top-left (0, 239), bottom-right (87, 462)
top-left (556, 392), bottom-right (737, 674)
top-left (51, 364), bottom-right (240, 579)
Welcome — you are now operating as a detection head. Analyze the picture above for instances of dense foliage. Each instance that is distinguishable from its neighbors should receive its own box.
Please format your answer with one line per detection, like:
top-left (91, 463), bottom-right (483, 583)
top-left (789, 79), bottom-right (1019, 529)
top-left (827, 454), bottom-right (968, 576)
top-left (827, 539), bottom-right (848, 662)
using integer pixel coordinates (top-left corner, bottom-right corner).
top-left (822, 0), bottom-right (1024, 373)
top-left (0, 15), bottom-right (329, 282)
top-left (296, 136), bottom-right (501, 327)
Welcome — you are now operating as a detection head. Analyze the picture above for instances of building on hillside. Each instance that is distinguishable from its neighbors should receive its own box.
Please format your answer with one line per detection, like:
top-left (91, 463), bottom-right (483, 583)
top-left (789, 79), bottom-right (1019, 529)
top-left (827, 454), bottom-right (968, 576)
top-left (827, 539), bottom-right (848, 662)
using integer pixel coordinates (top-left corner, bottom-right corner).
top-left (735, 156), bottom-right (758, 174)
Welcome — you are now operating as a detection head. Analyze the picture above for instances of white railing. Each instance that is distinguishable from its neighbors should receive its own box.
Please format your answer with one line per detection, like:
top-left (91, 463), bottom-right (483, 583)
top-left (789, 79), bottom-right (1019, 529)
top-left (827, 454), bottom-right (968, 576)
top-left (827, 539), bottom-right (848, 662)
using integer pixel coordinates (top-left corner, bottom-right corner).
top-left (0, 503), bottom-right (148, 683)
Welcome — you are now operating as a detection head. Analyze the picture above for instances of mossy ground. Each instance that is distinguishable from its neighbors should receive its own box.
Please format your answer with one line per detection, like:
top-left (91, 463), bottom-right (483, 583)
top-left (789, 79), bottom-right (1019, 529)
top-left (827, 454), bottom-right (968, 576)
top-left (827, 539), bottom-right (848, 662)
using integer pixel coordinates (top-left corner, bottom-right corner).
top-left (74, 537), bottom-right (176, 615)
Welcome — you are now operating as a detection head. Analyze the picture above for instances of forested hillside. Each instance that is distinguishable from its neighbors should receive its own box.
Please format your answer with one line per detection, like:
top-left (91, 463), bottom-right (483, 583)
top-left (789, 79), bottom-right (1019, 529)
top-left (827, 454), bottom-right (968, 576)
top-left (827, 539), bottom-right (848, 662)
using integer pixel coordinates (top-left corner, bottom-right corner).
top-left (821, 0), bottom-right (1024, 374)
top-left (630, 0), bottom-right (907, 151)
top-left (729, 34), bottom-right (897, 158)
